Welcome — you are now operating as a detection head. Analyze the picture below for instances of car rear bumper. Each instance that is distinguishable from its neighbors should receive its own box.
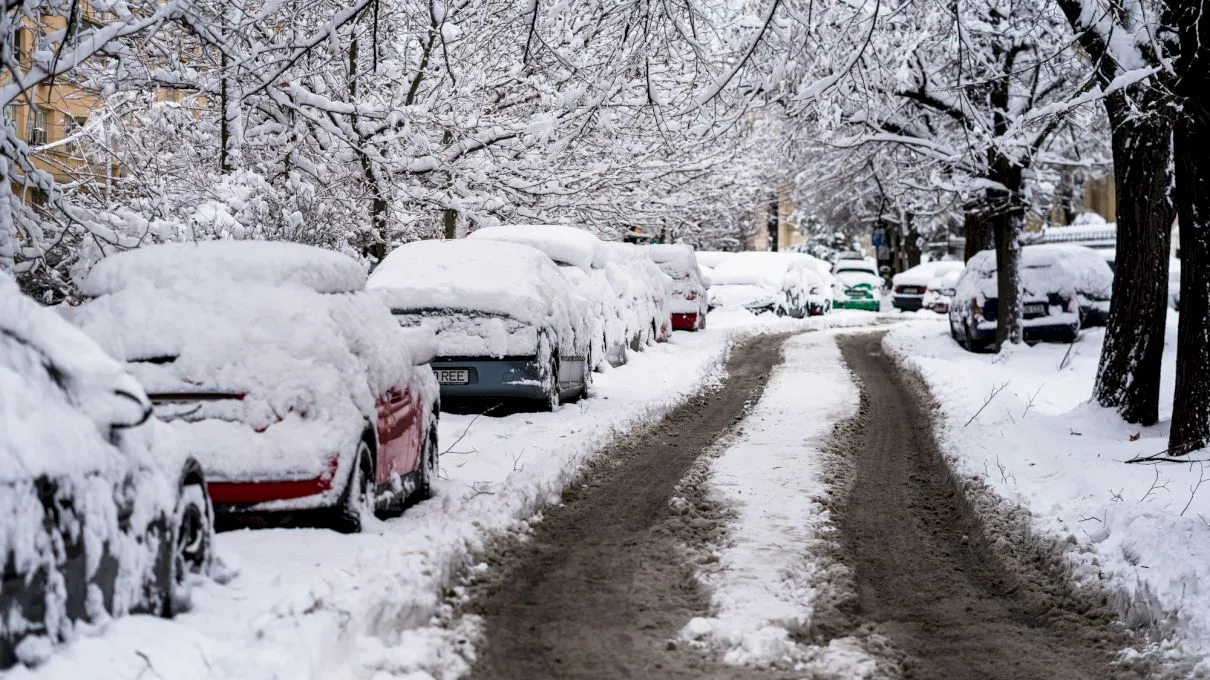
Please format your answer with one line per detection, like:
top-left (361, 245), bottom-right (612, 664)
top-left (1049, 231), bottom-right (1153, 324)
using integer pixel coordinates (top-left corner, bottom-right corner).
top-left (892, 295), bottom-right (924, 311)
top-left (431, 357), bottom-right (550, 400)
top-left (836, 298), bottom-right (880, 311)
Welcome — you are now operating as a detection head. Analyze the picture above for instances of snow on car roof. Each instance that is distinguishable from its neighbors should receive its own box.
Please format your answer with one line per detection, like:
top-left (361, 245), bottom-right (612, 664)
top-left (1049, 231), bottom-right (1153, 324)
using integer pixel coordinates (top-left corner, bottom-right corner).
top-left (709, 252), bottom-right (795, 288)
top-left (893, 261), bottom-right (964, 286)
top-left (1, 273), bottom-right (150, 482)
top-left (367, 239), bottom-right (579, 325)
top-left (960, 245), bottom-right (1113, 298)
top-left (467, 224), bottom-right (604, 272)
top-left (82, 240), bottom-right (367, 297)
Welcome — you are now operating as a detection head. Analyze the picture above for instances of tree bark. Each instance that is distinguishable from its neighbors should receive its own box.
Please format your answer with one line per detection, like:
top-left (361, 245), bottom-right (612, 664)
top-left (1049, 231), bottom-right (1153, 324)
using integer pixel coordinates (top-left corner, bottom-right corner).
top-left (963, 205), bottom-right (991, 261)
top-left (1093, 98), bottom-right (1173, 425)
top-left (1165, 0), bottom-right (1210, 455)
top-left (989, 162), bottom-right (1024, 348)
top-left (904, 212), bottom-right (922, 269)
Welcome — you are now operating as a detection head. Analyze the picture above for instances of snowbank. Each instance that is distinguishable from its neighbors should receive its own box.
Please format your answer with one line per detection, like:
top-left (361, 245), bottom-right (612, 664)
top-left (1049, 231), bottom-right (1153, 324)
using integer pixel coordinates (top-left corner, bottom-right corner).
top-left (681, 333), bottom-right (878, 676)
top-left (884, 317), bottom-right (1210, 671)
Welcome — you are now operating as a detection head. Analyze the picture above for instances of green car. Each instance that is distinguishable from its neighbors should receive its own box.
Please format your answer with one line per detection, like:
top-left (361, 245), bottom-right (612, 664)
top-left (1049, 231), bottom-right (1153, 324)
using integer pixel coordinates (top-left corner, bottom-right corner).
top-left (833, 270), bottom-right (884, 311)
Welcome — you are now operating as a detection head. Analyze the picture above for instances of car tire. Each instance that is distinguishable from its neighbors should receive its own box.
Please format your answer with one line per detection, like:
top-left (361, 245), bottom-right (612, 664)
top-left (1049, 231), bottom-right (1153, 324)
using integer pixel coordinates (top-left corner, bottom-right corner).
top-left (950, 321), bottom-right (966, 348)
top-left (965, 322), bottom-right (985, 353)
top-left (164, 481), bottom-right (212, 616)
top-left (544, 357), bottom-right (561, 411)
top-left (333, 442), bottom-right (373, 534)
top-left (415, 424), bottom-right (438, 502)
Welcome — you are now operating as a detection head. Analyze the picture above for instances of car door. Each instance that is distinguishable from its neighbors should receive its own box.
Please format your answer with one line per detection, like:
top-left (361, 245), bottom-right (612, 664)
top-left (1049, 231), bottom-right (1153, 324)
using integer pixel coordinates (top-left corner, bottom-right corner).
top-left (375, 389), bottom-right (408, 484)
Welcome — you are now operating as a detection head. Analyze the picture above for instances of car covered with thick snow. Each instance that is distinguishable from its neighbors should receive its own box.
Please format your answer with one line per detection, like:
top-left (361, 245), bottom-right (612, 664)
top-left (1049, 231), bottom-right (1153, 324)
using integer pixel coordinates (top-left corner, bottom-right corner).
top-left (600, 242), bottom-right (674, 346)
top-left (467, 224), bottom-right (630, 368)
top-left (892, 261), bottom-right (964, 311)
top-left (706, 252), bottom-right (824, 317)
top-left (1, 273), bottom-right (213, 668)
top-left (368, 239), bottom-right (593, 409)
top-left (948, 245), bottom-right (1109, 350)
top-left (69, 241), bottom-right (440, 534)
top-left (646, 243), bottom-right (708, 330)
top-left (922, 269), bottom-right (962, 314)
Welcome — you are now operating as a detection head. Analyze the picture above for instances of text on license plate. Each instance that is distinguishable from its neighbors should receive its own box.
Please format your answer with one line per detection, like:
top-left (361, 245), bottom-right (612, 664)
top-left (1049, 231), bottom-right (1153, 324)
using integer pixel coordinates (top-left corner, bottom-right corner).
top-left (435, 369), bottom-right (470, 384)
top-left (1024, 303), bottom-right (1047, 316)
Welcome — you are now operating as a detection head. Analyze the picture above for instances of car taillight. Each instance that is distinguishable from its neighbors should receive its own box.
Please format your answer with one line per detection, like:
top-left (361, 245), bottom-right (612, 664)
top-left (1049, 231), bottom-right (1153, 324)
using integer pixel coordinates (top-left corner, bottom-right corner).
top-left (1067, 297), bottom-right (1078, 314)
top-left (894, 285), bottom-right (905, 293)
top-left (685, 290), bottom-right (697, 300)
top-left (971, 298), bottom-right (983, 321)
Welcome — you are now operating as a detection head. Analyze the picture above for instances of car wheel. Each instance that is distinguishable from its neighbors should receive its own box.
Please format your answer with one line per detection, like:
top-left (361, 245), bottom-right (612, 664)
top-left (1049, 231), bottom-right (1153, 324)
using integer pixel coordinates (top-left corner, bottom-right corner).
top-left (162, 481), bottom-right (212, 616)
top-left (965, 322), bottom-right (985, 353)
top-left (415, 425), bottom-right (438, 502)
top-left (333, 443), bottom-right (373, 534)
top-left (950, 321), bottom-right (966, 348)
top-left (544, 357), bottom-right (561, 411)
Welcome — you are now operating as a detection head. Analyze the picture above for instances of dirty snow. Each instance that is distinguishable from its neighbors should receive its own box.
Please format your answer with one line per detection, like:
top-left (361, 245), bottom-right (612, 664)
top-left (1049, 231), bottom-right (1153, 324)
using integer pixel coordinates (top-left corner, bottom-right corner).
top-left (885, 315), bottom-right (1210, 672)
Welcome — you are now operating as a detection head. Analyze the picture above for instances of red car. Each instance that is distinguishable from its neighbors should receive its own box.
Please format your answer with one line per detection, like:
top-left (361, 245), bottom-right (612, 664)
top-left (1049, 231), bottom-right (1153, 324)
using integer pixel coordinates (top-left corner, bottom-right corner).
top-left (70, 241), bottom-right (441, 533)
top-left (648, 244), bottom-right (709, 331)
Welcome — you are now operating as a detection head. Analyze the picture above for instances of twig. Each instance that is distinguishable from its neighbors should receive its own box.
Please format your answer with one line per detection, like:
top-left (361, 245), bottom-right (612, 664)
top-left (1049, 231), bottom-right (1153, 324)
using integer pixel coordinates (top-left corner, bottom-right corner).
top-left (1022, 383), bottom-right (1044, 418)
top-left (1181, 462), bottom-right (1208, 517)
top-left (512, 448), bottom-right (527, 472)
top-left (1138, 467), bottom-right (1169, 503)
top-left (964, 380), bottom-right (1010, 427)
top-left (1059, 335), bottom-right (1079, 370)
top-left (441, 404), bottom-right (501, 456)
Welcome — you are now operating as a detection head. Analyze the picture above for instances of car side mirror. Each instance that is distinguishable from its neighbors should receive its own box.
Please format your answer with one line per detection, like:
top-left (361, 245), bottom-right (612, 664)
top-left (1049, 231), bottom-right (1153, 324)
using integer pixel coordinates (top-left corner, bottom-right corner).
top-left (111, 388), bottom-right (153, 430)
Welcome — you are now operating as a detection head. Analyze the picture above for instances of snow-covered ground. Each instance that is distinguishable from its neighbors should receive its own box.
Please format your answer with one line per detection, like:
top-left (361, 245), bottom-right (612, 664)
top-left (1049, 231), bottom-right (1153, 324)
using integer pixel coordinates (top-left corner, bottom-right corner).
top-left (884, 313), bottom-right (1210, 672)
top-left (12, 309), bottom-right (885, 680)
top-left (680, 332), bottom-right (880, 676)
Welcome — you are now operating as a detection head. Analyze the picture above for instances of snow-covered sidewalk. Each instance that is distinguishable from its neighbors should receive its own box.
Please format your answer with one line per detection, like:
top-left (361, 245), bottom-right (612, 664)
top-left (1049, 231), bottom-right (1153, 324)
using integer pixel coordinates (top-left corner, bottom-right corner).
top-left (680, 332), bottom-right (878, 676)
top-left (884, 315), bottom-right (1210, 672)
top-left (13, 310), bottom-right (884, 680)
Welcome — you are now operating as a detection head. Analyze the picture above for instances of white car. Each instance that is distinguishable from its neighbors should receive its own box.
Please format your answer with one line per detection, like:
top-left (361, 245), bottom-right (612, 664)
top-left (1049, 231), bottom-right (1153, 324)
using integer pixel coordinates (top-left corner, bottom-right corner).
top-left (2, 273), bottom-right (213, 667)
top-left (707, 252), bottom-right (826, 317)
top-left (892, 261), bottom-right (965, 311)
top-left (922, 270), bottom-right (962, 314)
top-left (369, 238), bottom-right (593, 409)
top-left (467, 224), bottom-right (630, 368)
top-left (70, 241), bottom-right (440, 534)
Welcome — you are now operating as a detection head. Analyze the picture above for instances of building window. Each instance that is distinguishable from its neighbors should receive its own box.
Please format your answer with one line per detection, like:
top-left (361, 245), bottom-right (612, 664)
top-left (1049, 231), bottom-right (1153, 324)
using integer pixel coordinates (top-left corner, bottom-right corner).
top-left (29, 106), bottom-right (47, 145)
top-left (3, 104), bottom-right (16, 129)
top-left (66, 115), bottom-right (87, 134)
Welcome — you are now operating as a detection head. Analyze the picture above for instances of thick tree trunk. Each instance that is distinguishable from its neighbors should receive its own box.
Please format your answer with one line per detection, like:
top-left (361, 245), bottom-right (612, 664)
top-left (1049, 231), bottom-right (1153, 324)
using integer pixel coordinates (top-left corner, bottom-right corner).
top-left (443, 207), bottom-right (457, 239)
top-left (1093, 99), bottom-right (1173, 425)
top-left (1168, 116), bottom-right (1210, 453)
top-left (963, 206), bottom-right (991, 261)
top-left (986, 161), bottom-right (1024, 348)
top-left (1165, 0), bottom-right (1210, 454)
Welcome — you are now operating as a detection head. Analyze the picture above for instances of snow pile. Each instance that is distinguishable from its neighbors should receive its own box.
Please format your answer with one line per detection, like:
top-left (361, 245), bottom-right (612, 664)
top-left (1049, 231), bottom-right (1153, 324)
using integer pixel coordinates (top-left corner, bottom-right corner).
top-left (885, 318), bottom-right (1210, 671)
top-left (368, 239), bottom-right (592, 360)
top-left (681, 333), bottom-right (879, 676)
top-left (81, 240), bottom-right (366, 296)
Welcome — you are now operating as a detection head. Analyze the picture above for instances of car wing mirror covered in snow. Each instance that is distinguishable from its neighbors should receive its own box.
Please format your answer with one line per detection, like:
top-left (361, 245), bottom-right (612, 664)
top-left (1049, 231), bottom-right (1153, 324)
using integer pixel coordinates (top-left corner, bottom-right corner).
top-left (399, 327), bottom-right (439, 366)
top-left (110, 388), bottom-right (154, 430)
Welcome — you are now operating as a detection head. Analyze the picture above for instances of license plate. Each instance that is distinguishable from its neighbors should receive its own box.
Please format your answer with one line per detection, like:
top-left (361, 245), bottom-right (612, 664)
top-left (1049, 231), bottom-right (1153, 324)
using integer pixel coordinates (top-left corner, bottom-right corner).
top-left (1024, 303), bottom-right (1047, 316)
top-left (435, 369), bottom-right (470, 384)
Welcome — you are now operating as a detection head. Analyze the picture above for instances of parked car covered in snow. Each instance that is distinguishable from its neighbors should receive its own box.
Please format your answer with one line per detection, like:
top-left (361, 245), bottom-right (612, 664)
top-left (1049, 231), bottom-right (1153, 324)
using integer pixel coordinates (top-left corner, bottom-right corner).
top-left (369, 239), bottom-right (593, 409)
top-left (707, 252), bottom-right (824, 317)
top-left (600, 242), bottom-right (674, 346)
top-left (892, 261), bottom-right (964, 311)
top-left (922, 269), bottom-right (962, 314)
top-left (646, 243), bottom-right (708, 330)
top-left (69, 241), bottom-right (439, 534)
top-left (467, 224), bottom-right (630, 368)
top-left (949, 245), bottom-right (1105, 350)
top-left (1, 273), bottom-right (213, 668)
top-left (832, 268), bottom-right (882, 311)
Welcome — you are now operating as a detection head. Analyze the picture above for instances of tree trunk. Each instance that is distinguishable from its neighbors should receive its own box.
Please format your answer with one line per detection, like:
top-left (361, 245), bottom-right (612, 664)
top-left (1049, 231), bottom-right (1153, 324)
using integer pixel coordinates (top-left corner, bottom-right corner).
top-left (443, 206), bottom-right (457, 239)
top-left (767, 194), bottom-right (779, 252)
top-left (219, 50), bottom-right (231, 173)
top-left (989, 164), bottom-right (1024, 348)
top-left (904, 212), bottom-right (922, 269)
top-left (1168, 115), bottom-right (1210, 453)
top-left (1093, 98), bottom-right (1173, 425)
top-left (963, 206), bottom-right (991, 261)
top-left (348, 37), bottom-right (388, 261)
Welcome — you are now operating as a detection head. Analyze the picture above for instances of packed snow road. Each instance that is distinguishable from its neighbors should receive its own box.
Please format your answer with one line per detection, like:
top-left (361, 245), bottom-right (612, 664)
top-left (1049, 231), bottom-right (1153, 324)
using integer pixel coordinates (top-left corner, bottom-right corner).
top-left (467, 333), bottom-right (797, 680)
top-left (831, 333), bottom-right (1150, 679)
top-left (459, 329), bottom-right (1171, 680)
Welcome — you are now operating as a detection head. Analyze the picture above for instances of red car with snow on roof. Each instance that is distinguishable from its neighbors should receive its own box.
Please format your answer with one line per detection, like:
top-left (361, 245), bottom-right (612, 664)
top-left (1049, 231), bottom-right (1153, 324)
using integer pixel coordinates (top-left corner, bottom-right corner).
top-left (647, 244), bottom-right (709, 331)
top-left (69, 241), bottom-right (440, 533)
